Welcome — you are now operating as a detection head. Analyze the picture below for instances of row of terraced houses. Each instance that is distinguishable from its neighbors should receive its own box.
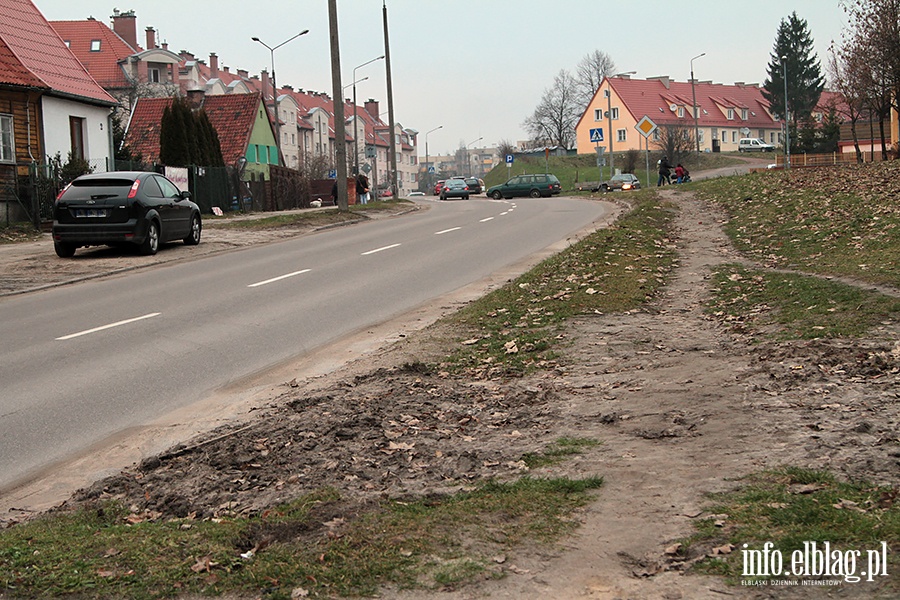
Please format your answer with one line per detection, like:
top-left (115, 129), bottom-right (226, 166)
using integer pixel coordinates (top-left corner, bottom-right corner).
top-left (0, 0), bottom-right (421, 225)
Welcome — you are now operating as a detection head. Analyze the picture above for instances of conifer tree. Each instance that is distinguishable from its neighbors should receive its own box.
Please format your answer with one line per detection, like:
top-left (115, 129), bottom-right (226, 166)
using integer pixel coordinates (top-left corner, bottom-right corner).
top-left (762, 12), bottom-right (825, 130)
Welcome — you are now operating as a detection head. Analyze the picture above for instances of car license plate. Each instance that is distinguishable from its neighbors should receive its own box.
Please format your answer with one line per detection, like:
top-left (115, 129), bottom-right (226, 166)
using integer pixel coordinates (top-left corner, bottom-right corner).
top-left (74, 208), bottom-right (108, 218)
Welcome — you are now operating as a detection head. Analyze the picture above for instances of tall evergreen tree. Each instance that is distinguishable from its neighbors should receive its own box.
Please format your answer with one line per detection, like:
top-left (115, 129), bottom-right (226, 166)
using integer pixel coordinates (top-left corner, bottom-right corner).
top-left (160, 96), bottom-right (223, 167)
top-left (762, 12), bottom-right (825, 129)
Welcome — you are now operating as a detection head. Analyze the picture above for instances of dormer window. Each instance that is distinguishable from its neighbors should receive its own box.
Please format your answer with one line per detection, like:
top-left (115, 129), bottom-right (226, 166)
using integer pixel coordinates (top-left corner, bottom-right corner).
top-left (90, 40), bottom-right (101, 52)
top-left (677, 106), bottom-right (684, 118)
top-left (741, 108), bottom-right (748, 120)
top-left (727, 108), bottom-right (734, 120)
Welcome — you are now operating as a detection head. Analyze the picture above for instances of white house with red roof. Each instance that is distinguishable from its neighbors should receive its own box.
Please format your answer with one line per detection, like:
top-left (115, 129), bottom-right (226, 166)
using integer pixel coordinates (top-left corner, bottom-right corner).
top-left (50, 9), bottom-right (182, 112)
top-left (0, 0), bottom-right (116, 219)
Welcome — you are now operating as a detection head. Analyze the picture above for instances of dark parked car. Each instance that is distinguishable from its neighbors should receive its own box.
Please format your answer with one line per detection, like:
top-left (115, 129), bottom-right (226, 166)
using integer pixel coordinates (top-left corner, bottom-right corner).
top-left (486, 173), bottom-right (561, 199)
top-left (599, 173), bottom-right (641, 192)
top-left (52, 171), bottom-right (202, 258)
top-left (439, 179), bottom-right (470, 200)
top-left (464, 177), bottom-right (484, 194)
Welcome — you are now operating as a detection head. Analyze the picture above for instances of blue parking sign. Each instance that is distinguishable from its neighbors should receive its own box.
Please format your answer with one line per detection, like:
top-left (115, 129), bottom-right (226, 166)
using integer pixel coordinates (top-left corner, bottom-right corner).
top-left (506, 154), bottom-right (514, 165)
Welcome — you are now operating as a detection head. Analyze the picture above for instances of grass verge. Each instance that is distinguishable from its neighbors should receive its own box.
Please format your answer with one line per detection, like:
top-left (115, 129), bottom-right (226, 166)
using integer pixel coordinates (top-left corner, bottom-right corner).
top-left (444, 190), bottom-right (678, 377)
top-left (693, 164), bottom-right (900, 288)
top-left (685, 468), bottom-right (899, 591)
top-left (707, 263), bottom-right (900, 340)
top-left (206, 199), bottom-right (412, 230)
top-left (0, 477), bottom-right (602, 599)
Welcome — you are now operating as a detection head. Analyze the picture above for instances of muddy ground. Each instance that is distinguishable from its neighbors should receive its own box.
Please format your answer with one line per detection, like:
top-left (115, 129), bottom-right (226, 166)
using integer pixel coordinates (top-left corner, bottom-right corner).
top-left (1, 188), bottom-right (899, 599)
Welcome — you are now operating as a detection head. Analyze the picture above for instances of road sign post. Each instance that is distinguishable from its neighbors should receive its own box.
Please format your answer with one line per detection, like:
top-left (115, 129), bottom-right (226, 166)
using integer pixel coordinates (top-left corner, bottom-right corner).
top-left (635, 116), bottom-right (657, 188)
top-left (590, 128), bottom-right (604, 180)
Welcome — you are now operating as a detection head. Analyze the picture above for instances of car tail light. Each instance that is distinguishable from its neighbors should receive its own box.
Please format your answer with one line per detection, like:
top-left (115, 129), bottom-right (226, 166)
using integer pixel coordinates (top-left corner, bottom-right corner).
top-left (127, 180), bottom-right (141, 199)
top-left (55, 183), bottom-right (71, 201)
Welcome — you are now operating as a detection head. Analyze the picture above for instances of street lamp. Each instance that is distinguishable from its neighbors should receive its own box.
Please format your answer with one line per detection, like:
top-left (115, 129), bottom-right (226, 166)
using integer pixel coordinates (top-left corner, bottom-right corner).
top-left (466, 136), bottom-right (483, 176)
top-left (252, 30), bottom-right (309, 164)
top-left (781, 55), bottom-right (790, 169)
top-left (690, 53), bottom-right (705, 153)
top-left (343, 76), bottom-right (367, 95)
top-left (353, 55), bottom-right (385, 174)
top-left (607, 71), bottom-right (636, 177)
top-left (425, 125), bottom-right (442, 192)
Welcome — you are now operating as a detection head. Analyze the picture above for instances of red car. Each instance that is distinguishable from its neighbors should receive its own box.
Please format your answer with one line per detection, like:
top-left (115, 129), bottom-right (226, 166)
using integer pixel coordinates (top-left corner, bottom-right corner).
top-left (432, 179), bottom-right (445, 196)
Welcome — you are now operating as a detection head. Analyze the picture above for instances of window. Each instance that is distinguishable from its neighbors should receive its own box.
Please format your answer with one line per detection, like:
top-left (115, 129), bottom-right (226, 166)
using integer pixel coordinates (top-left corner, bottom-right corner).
top-left (594, 108), bottom-right (602, 121)
top-left (617, 129), bottom-right (626, 142)
top-left (69, 117), bottom-right (85, 160)
top-left (0, 114), bottom-right (13, 163)
top-left (611, 107), bottom-right (619, 120)
top-left (732, 131), bottom-right (737, 143)
top-left (246, 145), bottom-right (258, 163)
top-left (90, 40), bottom-right (101, 52)
top-left (677, 106), bottom-right (684, 118)
top-left (149, 68), bottom-right (160, 83)
top-left (697, 129), bottom-right (705, 145)
top-left (741, 108), bottom-right (748, 120)
top-left (727, 108), bottom-right (734, 120)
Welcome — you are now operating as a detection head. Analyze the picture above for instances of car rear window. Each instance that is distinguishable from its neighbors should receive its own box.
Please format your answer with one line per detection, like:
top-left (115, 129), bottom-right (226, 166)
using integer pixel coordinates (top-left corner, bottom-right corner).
top-left (61, 178), bottom-right (136, 200)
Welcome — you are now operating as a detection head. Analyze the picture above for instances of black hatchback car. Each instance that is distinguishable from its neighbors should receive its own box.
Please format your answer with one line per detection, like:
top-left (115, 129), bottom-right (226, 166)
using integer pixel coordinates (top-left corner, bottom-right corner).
top-left (52, 171), bottom-right (202, 257)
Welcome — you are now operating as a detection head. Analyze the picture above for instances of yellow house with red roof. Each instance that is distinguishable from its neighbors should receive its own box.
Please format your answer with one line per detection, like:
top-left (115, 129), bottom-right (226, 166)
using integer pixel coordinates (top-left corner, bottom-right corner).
top-left (576, 75), bottom-right (784, 156)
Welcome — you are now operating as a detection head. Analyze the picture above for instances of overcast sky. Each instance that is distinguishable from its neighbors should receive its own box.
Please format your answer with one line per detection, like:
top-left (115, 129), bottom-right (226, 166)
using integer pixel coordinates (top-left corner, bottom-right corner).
top-left (36, 0), bottom-right (849, 156)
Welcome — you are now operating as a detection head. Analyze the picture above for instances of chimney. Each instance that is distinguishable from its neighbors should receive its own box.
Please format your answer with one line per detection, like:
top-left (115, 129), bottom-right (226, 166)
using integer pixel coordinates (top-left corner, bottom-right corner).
top-left (237, 69), bottom-right (249, 79)
top-left (186, 89), bottom-right (205, 109)
top-left (179, 50), bottom-right (196, 61)
top-left (648, 75), bottom-right (670, 89)
top-left (145, 27), bottom-right (156, 50)
top-left (365, 98), bottom-right (379, 119)
top-left (222, 66), bottom-right (230, 74)
top-left (110, 9), bottom-right (138, 50)
top-left (209, 53), bottom-right (218, 78)
top-left (161, 42), bottom-right (168, 51)
top-left (261, 69), bottom-right (270, 94)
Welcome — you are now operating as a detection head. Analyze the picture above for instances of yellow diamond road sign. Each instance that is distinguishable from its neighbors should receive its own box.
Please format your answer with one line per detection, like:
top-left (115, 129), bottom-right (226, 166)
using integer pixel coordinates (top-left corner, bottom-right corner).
top-left (635, 115), bottom-right (657, 138)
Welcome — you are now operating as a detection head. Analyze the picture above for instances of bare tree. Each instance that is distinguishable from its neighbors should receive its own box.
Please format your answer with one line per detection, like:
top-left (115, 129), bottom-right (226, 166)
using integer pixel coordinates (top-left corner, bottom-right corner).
top-left (523, 69), bottom-right (580, 149)
top-left (653, 124), bottom-right (695, 166)
top-left (497, 139), bottom-right (516, 158)
top-left (828, 39), bottom-right (868, 162)
top-left (575, 50), bottom-right (616, 107)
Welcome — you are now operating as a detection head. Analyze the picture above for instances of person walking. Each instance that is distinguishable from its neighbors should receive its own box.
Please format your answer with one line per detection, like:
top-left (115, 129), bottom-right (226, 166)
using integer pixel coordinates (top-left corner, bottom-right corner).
top-left (674, 163), bottom-right (685, 184)
top-left (355, 173), bottom-right (370, 205)
top-left (657, 156), bottom-right (672, 187)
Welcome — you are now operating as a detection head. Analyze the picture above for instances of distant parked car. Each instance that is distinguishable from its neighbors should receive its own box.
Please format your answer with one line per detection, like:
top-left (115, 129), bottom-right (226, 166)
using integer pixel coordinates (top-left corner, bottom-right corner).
top-left (464, 177), bottom-right (484, 194)
top-left (439, 179), bottom-right (470, 200)
top-left (408, 191), bottom-right (425, 197)
top-left (52, 171), bottom-right (201, 258)
top-left (486, 173), bottom-right (561, 199)
top-left (599, 173), bottom-right (641, 192)
top-left (738, 138), bottom-right (775, 152)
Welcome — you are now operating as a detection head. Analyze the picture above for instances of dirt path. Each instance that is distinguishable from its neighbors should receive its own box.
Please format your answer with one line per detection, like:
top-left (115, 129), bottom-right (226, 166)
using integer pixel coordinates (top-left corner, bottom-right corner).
top-left (383, 189), bottom-right (899, 599)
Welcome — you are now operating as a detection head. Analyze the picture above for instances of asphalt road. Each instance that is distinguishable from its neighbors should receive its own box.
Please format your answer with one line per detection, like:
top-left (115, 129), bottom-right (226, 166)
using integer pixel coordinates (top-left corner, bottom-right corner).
top-left (0, 195), bottom-right (616, 492)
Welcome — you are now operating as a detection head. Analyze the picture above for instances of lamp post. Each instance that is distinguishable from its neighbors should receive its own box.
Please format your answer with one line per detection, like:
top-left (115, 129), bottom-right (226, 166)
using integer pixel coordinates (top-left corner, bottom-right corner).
top-left (251, 30), bottom-right (309, 164)
top-left (607, 71), bottom-right (636, 177)
top-left (466, 137), bottom-right (483, 177)
top-left (425, 125), bottom-right (442, 192)
top-left (690, 53), bottom-right (705, 153)
top-left (353, 55), bottom-right (384, 176)
top-left (781, 55), bottom-right (790, 169)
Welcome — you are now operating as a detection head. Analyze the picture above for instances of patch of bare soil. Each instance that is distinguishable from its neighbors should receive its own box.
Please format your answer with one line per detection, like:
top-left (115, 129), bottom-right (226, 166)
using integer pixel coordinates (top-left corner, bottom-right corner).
top-left (5, 188), bottom-right (899, 598)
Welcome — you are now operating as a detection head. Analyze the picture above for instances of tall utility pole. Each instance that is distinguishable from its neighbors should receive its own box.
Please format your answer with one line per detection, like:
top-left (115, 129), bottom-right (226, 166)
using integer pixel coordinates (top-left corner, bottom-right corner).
top-left (383, 1), bottom-right (398, 198)
top-left (690, 53), bottom-right (705, 153)
top-left (328, 0), bottom-right (348, 210)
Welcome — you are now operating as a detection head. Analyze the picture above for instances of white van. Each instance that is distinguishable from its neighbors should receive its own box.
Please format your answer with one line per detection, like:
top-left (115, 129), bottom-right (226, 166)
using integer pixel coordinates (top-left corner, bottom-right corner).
top-left (738, 138), bottom-right (776, 152)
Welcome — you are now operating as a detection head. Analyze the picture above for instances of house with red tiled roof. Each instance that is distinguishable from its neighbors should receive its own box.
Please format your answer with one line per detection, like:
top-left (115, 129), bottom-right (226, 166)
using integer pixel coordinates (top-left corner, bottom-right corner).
top-left (0, 0), bottom-right (116, 221)
top-left (576, 75), bottom-right (784, 155)
top-left (125, 91), bottom-right (279, 181)
top-left (50, 9), bottom-right (183, 112)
